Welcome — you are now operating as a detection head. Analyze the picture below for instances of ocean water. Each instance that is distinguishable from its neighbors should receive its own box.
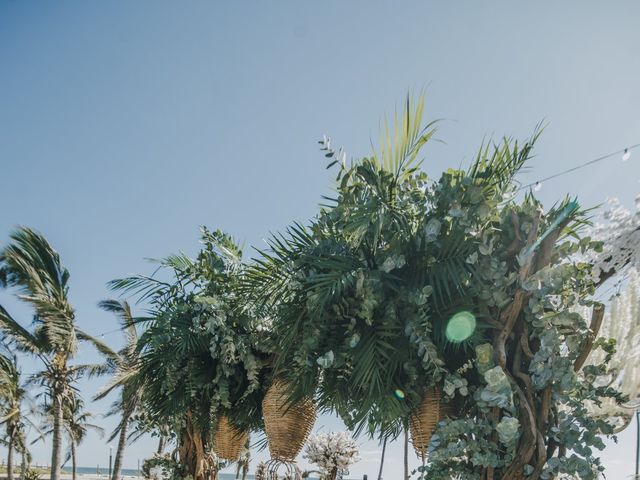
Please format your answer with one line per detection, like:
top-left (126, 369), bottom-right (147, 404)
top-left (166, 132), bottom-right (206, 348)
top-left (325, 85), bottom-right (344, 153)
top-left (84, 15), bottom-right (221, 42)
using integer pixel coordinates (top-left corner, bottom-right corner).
top-left (59, 469), bottom-right (328, 480)
top-left (61, 468), bottom-right (259, 479)
top-left (61, 467), bottom-right (142, 477)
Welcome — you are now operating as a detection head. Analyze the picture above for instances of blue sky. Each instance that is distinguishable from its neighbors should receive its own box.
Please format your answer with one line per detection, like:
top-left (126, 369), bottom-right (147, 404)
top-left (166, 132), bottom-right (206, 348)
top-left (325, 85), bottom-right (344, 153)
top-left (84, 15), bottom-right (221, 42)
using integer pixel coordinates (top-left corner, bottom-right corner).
top-left (1, 1), bottom-right (639, 477)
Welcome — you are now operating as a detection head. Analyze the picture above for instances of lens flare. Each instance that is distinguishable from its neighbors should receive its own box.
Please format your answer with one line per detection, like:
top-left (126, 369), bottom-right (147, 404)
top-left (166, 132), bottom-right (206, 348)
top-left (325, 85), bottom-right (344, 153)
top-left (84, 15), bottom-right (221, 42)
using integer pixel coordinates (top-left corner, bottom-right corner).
top-left (394, 389), bottom-right (405, 400)
top-left (445, 311), bottom-right (477, 342)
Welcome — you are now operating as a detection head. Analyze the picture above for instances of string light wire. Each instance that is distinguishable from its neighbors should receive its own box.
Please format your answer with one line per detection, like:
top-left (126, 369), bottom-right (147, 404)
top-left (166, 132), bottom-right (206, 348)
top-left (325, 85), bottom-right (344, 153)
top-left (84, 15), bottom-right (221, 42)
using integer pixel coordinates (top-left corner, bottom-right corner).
top-left (517, 143), bottom-right (640, 192)
top-left (11, 144), bottom-right (640, 350)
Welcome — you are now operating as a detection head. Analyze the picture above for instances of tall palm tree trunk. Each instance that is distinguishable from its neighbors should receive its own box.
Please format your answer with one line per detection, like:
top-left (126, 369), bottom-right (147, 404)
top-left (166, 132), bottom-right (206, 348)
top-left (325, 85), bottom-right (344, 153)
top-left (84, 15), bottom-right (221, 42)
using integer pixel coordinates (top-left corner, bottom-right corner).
top-left (403, 424), bottom-right (409, 480)
top-left (19, 447), bottom-right (27, 480)
top-left (71, 440), bottom-right (77, 480)
top-left (241, 459), bottom-right (249, 480)
top-left (50, 391), bottom-right (64, 480)
top-left (112, 413), bottom-right (131, 480)
top-left (636, 408), bottom-right (639, 479)
top-left (7, 431), bottom-right (15, 480)
top-left (377, 436), bottom-right (388, 480)
top-left (157, 436), bottom-right (165, 455)
top-left (241, 436), bottom-right (250, 480)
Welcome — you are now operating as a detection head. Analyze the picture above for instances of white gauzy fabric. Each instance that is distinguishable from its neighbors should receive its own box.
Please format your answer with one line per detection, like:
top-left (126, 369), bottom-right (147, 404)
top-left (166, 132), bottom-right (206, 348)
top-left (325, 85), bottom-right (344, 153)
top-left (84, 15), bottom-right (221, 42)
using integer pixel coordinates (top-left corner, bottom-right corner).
top-left (589, 195), bottom-right (640, 282)
top-left (583, 269), bottom-right (640, 432)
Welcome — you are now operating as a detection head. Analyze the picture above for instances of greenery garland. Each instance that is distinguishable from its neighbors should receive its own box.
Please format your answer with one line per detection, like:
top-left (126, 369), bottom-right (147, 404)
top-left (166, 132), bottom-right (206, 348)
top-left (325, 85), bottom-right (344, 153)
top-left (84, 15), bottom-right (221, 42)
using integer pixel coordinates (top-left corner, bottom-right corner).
top-left (111, 229), bottom-right (270, 480)
top-left (246, 96), bottom-right (624, 479)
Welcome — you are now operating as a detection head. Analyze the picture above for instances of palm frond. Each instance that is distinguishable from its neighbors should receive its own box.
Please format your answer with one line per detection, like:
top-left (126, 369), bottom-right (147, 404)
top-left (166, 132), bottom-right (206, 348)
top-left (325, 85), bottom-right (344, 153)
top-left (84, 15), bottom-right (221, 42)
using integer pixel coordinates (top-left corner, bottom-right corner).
top-left (468, 123), bottom-right (543, 195)
top-left (107, 275), bottom-right (172, 304)
top-left (372, 92), bottom-right (438, 180)
top-left (0, 226), bottom-right (77, 355)
top-left (75, 329), bottom-right (118, 366)
top-left (0, 305), bottom-right (45, 356)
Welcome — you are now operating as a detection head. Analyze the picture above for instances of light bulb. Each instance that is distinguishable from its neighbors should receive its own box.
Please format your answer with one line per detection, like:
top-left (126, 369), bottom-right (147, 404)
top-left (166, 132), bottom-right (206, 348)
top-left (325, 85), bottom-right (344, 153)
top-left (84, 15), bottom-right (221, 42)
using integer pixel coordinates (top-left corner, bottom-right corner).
top-left (622, 149), bottom-right (631, 162)
top-left (534, 181), bottom-right (542, 192)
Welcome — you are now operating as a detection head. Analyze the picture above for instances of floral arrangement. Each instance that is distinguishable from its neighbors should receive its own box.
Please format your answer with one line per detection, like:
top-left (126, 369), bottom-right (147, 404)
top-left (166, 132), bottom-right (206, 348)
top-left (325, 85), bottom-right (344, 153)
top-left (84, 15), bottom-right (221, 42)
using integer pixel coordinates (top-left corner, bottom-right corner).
top-left (112, 229), bottom-right (271, 480)
top-left (246, 98), bottom-right (468, 436)
top-left (141, 454), bottom-right (180, 480)
top-left (255, 462), bottom-right (268, 480)
top-left (304, 431), bottom-right (360, 480)
top-left (247, 96), bottom-right (625, 479)
top-left (120, 95), bottom-right (632, 480)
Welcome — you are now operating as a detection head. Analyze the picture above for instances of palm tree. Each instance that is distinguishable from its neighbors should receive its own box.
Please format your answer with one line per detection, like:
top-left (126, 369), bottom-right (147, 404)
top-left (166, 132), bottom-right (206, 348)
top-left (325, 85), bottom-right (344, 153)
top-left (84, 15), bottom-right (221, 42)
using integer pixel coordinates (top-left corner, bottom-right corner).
top-left (41, 395), bottom-right (104, 480)
top-left (91, 299), bottom-right (144, 480)
top-left (121, 408), bottom-right (170, 456)
top-left (1, 347), bottom-right (26, 480)
top-left (110, 230), bottom-right (267, 480)
top-left (376, 436), bottom-right (387, 480)
top-left (403, 424), bottom-right (409, 480)
top-left (234, 437), bottom-right (250, 480)
top-left (0, 227), bottom-right (104, 480)
top-left (0, 345), bottom-right (41, 480)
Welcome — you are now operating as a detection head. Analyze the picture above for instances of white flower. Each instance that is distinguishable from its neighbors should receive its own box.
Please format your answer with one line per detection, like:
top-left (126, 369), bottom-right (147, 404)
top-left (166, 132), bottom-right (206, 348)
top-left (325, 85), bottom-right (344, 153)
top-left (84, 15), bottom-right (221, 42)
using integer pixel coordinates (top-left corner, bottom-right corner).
top-left (303, 431), bottom-right (360, 473)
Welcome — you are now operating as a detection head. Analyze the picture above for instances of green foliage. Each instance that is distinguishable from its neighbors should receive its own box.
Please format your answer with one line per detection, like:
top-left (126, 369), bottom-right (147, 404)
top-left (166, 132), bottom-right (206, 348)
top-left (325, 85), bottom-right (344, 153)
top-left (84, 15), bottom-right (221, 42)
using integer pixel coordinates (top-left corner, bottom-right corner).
top-left (141, 454), bottom-right (184, 480)
top-left (0, 96), bottom-right (614, 480)
top-left (21, 468), bottom-right (43, 480)
top-left (245, 96), bottom-right (543, 440)
top-left (0, 227), bottom-right (77, 357)
top-left (246, 95), bottom-right (622, 479)
top-left (416, 193), bottom-right (621, 479)
top-left (0, 227), bottom-right (106, 480)
top-left (0, 344), bottom-right (41, 468)
top-left (40, 394), bottom-right (104, 463)
top-left (111, 228), bottom-right (270, 447)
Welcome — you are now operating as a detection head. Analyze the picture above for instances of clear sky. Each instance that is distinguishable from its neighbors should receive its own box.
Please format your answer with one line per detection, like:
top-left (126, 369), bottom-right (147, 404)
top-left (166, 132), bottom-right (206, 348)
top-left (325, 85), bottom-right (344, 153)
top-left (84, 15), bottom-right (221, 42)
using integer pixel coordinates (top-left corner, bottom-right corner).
top-left (1, 1), bottom-right (639, 478)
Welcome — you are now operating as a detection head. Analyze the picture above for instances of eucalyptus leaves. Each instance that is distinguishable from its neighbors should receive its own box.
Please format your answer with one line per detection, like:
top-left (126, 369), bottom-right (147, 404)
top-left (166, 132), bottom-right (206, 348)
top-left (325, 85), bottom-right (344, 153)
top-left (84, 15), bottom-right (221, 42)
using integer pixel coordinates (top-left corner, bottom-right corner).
top-left (111, 229), bottom-right (270, 480)
top-left (116, 95), bottom-right (628, 480)
top-left (245, 96), bottom-right (625, 479)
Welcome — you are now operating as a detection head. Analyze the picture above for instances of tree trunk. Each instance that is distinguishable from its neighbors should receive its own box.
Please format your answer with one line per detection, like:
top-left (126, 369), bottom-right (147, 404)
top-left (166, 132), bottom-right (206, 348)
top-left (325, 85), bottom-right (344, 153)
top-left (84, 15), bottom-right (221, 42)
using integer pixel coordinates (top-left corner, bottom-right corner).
top-left (404, 424), bottom-right (409, 480)
top-left (7, 431), bottom-right (15, 480)
top-left (50, 390), bottom-right (64, 480)
top-left (328, 466), bottom-right (338, 480)
top-left (71, 440), bottom-right (77, 480)
top-left (112, 411), bottom-right (131, 480)
top-left (157, 436), bottom-right (165, 455)
top-left (240, 436), bottom-right (249, 480)
top-left (178, 414), bottom-right (210, 480)
top-left (636, 409), bottom-right (639, 479)
top-left (20, 446), bottom-right (27, 480)
top-left (241, 458), bottom-right (249, 480)
top-left (377, 436), bottom-right (387, 480)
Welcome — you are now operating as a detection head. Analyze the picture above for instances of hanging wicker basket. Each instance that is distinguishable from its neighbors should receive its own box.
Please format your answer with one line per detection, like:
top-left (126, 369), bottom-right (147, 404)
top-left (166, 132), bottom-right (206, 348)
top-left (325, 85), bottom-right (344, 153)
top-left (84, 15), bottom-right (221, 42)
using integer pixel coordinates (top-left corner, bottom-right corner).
top-left (262, 379), bottom-right (317, 462)
top-left (409, 386), bottom-right (459, 459)
top-left (213, 415), bottom-right (248, 461)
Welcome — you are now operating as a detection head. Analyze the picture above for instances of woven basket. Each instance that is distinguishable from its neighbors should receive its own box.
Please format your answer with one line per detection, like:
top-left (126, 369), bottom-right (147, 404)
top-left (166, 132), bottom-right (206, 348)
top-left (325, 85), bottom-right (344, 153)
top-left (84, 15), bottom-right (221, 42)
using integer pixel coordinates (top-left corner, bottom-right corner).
top-left (409, 386), bottom-right (458, 459)
top-left (262, 379), bottom-right (317, 462)
top-left (213, 415), bottom-right (248, 461)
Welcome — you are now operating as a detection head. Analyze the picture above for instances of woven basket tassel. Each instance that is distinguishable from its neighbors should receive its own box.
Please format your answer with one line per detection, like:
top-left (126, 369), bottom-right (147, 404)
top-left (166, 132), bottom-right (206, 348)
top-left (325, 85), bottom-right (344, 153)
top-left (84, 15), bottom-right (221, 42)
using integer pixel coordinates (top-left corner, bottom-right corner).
top-left (213, 415), bottom-right (248, 461)
top-left (262, 379), bottom-right (316, 462)
top-left (409, 386), bottom-right (458, 459)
